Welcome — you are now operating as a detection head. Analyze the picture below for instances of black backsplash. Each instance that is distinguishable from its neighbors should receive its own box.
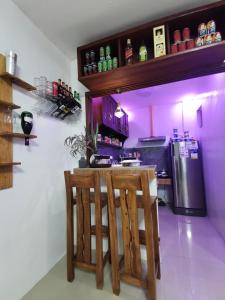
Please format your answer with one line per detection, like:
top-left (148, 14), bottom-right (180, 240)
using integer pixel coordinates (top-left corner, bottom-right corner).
top-left (97, 145), bottom-right (171, 175)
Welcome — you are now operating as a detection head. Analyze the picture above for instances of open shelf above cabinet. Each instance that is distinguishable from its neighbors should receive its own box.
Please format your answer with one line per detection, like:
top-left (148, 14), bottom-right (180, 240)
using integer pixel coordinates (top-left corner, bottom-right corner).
top-left (79, 41), bottom-right (225, 94)
top-left (77, 0), bottom-right (225, 94)
top-left (0, 100), bottom-right (21, 109)
top-left (0, 72), bottom-right (36, 91)
top-left (0, 162), bottom-right (21, 167)
top-left (0, 132), bottom-right (37, 139)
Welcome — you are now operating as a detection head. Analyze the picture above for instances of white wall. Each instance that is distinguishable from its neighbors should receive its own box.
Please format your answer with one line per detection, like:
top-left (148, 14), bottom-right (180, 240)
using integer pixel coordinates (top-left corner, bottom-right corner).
top-left (0, 1), bottom-right (86, 300)
top-left (124, 106), bottom-right (151, 148)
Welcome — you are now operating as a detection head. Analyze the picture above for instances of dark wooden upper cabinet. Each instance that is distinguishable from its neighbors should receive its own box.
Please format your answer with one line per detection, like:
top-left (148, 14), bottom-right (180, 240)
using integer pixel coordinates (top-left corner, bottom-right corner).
top-left (92, 96), bottom-right (129, 139)
top-left (77, 1), bottom-right (225, 94)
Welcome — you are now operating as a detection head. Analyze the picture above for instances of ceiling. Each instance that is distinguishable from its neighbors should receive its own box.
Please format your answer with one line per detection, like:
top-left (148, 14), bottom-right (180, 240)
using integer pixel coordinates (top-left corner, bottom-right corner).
top-left (13, 0), bottom-right (217, 59)
top-left (112, 72), bottom-right (224, 111)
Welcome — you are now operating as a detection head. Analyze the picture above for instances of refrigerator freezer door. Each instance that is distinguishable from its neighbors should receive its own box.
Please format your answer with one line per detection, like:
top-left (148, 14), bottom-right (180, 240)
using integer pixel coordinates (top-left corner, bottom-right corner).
top-left (172, 142), bottom-right (205, 211)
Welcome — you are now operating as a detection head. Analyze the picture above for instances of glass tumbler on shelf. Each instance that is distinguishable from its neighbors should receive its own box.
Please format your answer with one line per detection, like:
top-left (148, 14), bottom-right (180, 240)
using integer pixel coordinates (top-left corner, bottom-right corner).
top-left (39, 76), bottom-right (47, 98)
top-left (3, 107), bottom-right (12, 125)
top-left (46, 81), bottom-right (53, 99)
top-left (34, 77), bottom-right (40, 96)
top-left (12, 111), bottom-right (20, 132)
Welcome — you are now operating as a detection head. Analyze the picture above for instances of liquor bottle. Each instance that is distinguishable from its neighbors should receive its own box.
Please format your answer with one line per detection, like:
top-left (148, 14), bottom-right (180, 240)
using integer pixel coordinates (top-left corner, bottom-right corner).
top-left (52, 81), bottom-right (58, 97)
top-left (125, 39), bottom-right (133, 65)
top-left (58, 79), bottom-right (62, 98)
top-left (139, 42), bottom-right (148, 62)
top-left (69, 87), bottom-right (73, 99)
top-left (73, 91), bottom-right (77, 101)
top-left (61, 81), bottom-right (66, 99)
top-left (65, 84), bottom-right (69, 97)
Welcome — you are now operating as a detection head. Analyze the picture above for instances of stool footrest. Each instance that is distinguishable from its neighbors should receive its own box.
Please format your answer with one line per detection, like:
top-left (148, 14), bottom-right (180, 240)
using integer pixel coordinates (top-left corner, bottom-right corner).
top-left (74, 261), bottom-right (96, 272)
top-left (120, 272), bottom-right (146, 288)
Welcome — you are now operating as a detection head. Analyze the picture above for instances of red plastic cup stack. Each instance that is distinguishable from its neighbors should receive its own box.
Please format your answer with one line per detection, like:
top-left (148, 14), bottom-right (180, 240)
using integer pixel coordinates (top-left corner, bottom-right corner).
top-left (178, 42), bottom-right (186, 52)
top-left (187, 39), bottom-right (195, 49)
top-left (174, 30), bottom-right (182, 44)
top-left (183, 27), bottom-right (191, 41)
top-left (171, 27), bottom-right (195, 53)
top-left (171, 44), bottom-right (178, 54)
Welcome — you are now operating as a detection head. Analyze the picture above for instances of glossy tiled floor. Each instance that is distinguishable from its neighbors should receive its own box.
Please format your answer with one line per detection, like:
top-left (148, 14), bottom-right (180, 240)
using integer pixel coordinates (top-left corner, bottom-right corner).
top-left (22, 207), bottom-right (225, 300)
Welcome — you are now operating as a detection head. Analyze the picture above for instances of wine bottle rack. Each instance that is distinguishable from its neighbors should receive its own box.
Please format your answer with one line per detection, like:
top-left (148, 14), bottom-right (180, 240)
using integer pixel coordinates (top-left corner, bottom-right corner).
top-left (33, 92), bottom-right (82, 120)
top-left (0, 53), bottom-right (36, 190)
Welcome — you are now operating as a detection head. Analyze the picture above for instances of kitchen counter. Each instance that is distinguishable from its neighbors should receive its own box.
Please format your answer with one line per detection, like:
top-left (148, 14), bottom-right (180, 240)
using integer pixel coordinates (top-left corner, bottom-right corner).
top-left (74, 165), bottom-right (156, 177)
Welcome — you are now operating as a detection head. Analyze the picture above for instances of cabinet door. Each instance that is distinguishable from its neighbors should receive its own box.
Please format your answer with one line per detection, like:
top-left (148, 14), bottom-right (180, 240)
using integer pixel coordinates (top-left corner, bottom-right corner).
top-left (121, 112), bottom-right (129, 137)
top-left (111, 100), bottom-right (118, 131)
top-left (102, 96), bottom-right (113, 129)
top-left (125, 113), bottom-right (129, 137)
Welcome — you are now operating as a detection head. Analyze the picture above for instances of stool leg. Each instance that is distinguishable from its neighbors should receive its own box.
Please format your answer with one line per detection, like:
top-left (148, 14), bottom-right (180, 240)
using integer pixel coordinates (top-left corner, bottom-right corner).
top-left (95, 188), bottom-right (104, 289)
top-left (67, 190), bottom-right (75, 282)
top-left (152, 201), bottom-right (161, 280)
top-left (106, 175), bottom-right (120, 295)
top-left (142, 194), bottom-right (156, 299)
top-left (107, 205), bottom-right (112, 264)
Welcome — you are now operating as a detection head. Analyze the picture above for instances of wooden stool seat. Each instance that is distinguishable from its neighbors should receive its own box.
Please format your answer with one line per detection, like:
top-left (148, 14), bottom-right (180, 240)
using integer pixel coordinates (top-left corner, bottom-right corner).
top-left (106, 170), bottom-right (161, 300)
top-left (64, 170), bottom-right (110, 289)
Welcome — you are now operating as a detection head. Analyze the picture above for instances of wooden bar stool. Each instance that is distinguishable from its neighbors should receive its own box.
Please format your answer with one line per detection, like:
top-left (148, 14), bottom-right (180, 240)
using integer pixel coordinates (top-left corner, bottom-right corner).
top-left (106, 170), bottom-right (161, 300)
top-left (64, 170), bottom-right (110, 289)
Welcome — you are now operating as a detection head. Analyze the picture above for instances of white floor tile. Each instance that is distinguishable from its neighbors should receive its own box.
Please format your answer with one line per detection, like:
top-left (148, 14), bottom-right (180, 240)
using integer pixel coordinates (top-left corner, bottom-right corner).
top-left (22, 207), bottom-right (225, 300)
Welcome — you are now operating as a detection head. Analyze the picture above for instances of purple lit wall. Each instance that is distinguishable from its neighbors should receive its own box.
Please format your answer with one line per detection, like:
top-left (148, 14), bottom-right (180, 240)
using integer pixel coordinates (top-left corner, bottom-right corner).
top-left (198, 74), bottom-right (225, 240)
top-left (124, 107), bottom-right (151, 148)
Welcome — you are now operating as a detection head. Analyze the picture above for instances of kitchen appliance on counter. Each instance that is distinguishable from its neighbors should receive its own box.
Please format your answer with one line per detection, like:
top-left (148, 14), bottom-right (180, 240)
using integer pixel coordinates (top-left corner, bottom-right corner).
top-left (90, 154), bottom-right (112, 168)
top-left (120, 159), bottom-right (142, 167)
top-left (170, 140), bottom-right (206, 216)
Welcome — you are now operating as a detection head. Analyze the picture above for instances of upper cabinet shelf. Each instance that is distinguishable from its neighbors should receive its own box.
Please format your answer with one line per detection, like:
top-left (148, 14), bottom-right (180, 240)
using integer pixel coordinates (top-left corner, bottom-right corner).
top-left (0, 72), bottom-right (36, 91)
top-left (79, 42), bottom-right (225, 93)
top-left (77, 0), bottom-right (225, 94)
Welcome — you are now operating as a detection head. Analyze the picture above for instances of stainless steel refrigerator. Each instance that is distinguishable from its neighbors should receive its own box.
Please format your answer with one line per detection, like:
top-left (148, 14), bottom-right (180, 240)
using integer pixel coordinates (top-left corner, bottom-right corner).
top-left (170, 140), bottom-right (206, 216)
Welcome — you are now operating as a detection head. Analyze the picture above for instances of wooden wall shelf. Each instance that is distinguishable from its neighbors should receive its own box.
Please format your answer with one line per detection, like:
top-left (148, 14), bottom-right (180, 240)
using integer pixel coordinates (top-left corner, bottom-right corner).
top-left (0, 132), bottom-right (37, 139)
top-left (0, 100), bottom-right (20, 109)
top-left (0, 162), bottom-right (21, 167)
top-left (0, 72), bottom-right (36, 91)
top-left (0, 54), bottom-right (36, 189)
top-left (77, 0), bottom-right (225, 94)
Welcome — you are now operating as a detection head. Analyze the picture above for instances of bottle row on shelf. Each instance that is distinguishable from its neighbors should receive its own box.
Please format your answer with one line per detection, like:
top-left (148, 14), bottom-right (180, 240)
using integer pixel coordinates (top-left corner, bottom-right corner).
top-left (83, 46), bottom-right (119, 76)
top-left (125, 39), bottom-right (149, 65)
top-left (34, 76), bottom-right (81, 120)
